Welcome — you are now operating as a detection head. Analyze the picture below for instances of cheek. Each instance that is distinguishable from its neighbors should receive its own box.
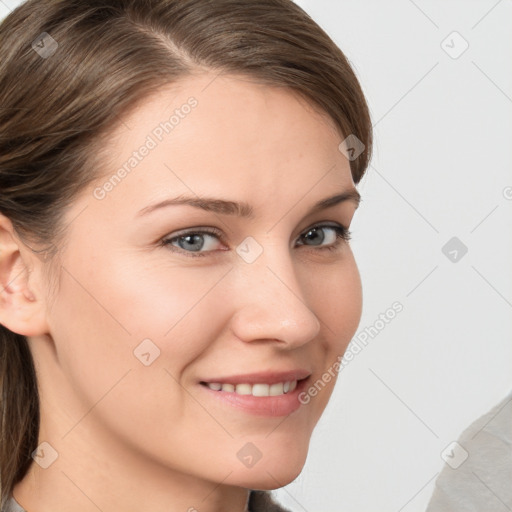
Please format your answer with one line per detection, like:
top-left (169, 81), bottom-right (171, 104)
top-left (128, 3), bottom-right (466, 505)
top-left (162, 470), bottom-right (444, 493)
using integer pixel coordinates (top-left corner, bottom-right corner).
top-left (307, 251), bottom-right (362, 353)
top-left (333, 258), bottom-right (362, 346)
top-left (289, 251), bottom-right (361, 418)
top-left (102, 260), bottom-right (231, 362)
top-left (47, 259), bottom-right (230, 461)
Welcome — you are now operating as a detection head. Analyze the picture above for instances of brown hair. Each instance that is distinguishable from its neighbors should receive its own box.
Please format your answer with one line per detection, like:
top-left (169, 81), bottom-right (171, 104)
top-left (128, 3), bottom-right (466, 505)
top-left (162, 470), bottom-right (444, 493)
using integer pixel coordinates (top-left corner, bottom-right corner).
top-left (0, 0), bottom-right (372, 504)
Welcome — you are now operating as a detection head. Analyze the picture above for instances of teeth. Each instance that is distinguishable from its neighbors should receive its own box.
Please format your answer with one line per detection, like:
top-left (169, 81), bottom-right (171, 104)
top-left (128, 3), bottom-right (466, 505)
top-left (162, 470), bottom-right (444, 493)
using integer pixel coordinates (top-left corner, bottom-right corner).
top-left (269, 383), bottom-right (284, 396)
top-left (206, 380), bottom-right (298, 397)
top-left (252, 383), bottom-right (269, 397)
top-left (235, 383), bottom-right (252, 395)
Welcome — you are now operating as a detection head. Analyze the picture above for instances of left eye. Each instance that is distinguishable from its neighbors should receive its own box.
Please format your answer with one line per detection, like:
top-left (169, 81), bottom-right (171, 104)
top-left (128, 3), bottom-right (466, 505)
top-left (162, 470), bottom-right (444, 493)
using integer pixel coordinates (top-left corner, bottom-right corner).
top-left (161, 224), bottom-right (351, 258)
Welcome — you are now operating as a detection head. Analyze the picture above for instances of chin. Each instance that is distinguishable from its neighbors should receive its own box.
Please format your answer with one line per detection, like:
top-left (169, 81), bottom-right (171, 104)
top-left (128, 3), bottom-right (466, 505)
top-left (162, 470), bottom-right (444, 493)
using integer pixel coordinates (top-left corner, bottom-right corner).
top-left (229, 445), bottom-right (308, 490)
top-left (246, 466), bottom-right (305, 491)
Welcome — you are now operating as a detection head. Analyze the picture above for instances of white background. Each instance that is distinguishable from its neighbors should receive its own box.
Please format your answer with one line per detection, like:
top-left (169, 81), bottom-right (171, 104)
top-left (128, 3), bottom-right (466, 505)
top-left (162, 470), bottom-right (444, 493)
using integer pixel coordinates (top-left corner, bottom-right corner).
top-left (1, 1), bottom-right (511, 511)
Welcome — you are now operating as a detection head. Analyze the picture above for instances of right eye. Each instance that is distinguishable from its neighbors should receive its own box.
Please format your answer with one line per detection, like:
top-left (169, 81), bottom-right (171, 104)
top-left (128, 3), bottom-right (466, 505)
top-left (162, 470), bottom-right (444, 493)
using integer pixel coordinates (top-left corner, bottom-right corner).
top-left (161, 227), bottom-right (225, 258)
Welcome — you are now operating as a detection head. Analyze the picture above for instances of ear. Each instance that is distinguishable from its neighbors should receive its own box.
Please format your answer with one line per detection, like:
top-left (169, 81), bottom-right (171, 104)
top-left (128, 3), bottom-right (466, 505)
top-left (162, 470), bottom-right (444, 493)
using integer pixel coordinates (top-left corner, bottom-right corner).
top-left (0, 213), bottom-right (50, 337)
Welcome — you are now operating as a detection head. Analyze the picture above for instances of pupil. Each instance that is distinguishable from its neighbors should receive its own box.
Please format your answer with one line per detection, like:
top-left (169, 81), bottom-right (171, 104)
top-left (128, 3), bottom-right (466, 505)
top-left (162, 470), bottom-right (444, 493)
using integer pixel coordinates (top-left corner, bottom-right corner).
top-left (305, 227), bottom-right (324, 246)
top-left (180, 234), bottom-right (204, 251)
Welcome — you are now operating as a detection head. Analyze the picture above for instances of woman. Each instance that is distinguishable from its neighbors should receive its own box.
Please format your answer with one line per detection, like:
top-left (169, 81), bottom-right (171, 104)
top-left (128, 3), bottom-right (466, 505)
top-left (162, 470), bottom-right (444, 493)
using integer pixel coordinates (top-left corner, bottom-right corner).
top-left (0, 0), bottom-right (372, 510)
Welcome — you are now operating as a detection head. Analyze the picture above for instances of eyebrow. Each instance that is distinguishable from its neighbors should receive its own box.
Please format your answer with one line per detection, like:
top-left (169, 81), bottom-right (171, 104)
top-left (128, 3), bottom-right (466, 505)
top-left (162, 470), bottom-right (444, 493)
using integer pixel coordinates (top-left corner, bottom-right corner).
top-left (136, 188), bottom-right (361, 219)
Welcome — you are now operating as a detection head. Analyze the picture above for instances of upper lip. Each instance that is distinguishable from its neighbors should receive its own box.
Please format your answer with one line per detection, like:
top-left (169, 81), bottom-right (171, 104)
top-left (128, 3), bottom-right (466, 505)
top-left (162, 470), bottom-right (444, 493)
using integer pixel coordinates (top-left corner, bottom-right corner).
top-left (200, 369), bottom-right (312, 385)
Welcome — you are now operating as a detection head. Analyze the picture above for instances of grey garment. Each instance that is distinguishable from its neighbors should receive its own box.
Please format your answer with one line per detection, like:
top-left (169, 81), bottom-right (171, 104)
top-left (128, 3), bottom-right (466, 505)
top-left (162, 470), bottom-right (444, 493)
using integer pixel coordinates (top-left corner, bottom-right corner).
top-left (425, 389), bottom-right (512, 512)
top-left (1, 489), bottom-right (292, 512)
top-left (1, 496), bottom-right (24, 512)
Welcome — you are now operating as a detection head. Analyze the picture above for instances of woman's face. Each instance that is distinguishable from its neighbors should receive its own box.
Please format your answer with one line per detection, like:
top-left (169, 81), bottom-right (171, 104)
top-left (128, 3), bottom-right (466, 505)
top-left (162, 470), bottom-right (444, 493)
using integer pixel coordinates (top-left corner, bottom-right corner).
top-left (36, 72), bottom-right (362, 489)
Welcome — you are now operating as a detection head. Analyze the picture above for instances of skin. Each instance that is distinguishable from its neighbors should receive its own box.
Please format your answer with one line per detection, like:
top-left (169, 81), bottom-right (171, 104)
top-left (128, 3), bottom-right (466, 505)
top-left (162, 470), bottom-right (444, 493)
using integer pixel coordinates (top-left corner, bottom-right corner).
top-left (0, 72), bottom-right (363, 512)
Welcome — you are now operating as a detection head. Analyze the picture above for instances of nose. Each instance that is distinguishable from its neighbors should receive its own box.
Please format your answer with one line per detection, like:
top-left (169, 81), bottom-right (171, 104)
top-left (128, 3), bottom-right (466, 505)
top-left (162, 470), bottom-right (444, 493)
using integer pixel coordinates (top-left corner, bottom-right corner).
top-left (229, 245), bottom-right (322, 349)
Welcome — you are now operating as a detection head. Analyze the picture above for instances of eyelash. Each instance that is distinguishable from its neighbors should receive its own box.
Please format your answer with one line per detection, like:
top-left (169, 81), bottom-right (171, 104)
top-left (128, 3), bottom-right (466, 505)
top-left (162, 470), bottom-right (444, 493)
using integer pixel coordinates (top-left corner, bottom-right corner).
top-left (160, 223), bottom-right (352, 258)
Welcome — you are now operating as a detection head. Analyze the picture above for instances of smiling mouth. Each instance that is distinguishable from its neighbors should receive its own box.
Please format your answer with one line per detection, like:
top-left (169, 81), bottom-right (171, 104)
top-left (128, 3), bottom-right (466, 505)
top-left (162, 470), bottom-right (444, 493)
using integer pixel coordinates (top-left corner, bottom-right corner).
top-left (199, 379), bottom-right (303, 397)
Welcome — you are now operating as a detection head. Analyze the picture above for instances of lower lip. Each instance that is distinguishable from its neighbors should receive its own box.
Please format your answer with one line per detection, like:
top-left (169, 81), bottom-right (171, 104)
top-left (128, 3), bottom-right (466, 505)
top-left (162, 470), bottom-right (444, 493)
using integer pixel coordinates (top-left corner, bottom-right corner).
top-left (199, 378), bottom-right (309, 417)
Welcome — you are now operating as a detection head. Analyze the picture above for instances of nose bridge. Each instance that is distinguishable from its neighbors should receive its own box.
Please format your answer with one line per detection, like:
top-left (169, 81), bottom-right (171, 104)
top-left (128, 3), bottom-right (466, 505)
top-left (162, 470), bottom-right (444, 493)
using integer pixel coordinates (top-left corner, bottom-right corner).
top-left (230, 239), bottom-right (321, 347)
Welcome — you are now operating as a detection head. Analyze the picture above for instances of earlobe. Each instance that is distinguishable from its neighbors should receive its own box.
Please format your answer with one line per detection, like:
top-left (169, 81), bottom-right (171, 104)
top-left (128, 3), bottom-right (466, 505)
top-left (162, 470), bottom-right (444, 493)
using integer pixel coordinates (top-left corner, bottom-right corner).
top-left (0, 214), bottom-right (49, 337)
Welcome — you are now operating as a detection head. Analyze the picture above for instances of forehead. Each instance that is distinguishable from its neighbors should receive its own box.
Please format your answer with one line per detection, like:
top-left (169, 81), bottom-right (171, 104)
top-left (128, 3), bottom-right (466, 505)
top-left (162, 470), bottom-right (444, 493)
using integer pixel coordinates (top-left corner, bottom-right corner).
top-left (88, 72), bottom-right (354, 217)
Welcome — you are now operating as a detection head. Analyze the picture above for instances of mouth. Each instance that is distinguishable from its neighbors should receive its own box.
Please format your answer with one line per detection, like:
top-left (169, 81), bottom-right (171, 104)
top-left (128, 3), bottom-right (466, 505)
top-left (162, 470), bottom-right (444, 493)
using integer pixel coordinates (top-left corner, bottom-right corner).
top-left (199, 379), bottom-right (299, 397)
top-left (198, 371), bottom-right (311, 417)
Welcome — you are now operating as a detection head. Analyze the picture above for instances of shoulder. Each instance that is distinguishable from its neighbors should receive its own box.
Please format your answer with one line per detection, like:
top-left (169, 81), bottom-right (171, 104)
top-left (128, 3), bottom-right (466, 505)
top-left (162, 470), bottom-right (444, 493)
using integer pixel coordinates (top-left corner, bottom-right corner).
top-left (248, 490), bottom-right (293, 512)
top-left (425, 390), bottom-right (512, 511)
